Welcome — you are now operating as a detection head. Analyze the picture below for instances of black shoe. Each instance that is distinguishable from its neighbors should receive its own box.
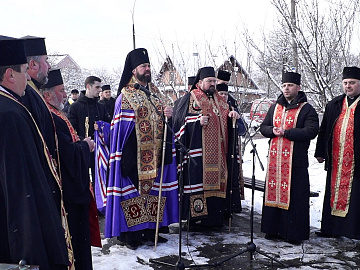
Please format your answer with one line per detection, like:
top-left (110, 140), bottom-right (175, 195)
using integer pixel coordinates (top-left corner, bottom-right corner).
top-left (159, 226), bottom-right (170, 234)
top-left (285, 239), bottom-right (302, 245)
top-left (125, 240), bottom-right (142, 250)
top-left (315, 230), bottom-right (336, 238)
top-left (117, 240), bottom-right (126, 246)
top-left (265, 233), bottom-right (281, 240)
top-left (143, 235), bottom-right (168, 244)
top-left (187, 223), bottom-right (203, 232)
top-left (233, 208), bottom-right (242, 213)
top-left (157, 235), bottom-right (168, 243)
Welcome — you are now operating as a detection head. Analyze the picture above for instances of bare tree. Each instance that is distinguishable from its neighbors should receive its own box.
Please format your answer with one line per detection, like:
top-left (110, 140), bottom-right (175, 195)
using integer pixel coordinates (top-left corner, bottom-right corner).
top-left (241, 0), bottom-right (360, 111)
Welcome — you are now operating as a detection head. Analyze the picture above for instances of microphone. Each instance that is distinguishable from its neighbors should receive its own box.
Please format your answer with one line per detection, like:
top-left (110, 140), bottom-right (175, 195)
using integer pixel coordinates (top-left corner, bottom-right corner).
top-left (134, 83), bottom-right (158, 98)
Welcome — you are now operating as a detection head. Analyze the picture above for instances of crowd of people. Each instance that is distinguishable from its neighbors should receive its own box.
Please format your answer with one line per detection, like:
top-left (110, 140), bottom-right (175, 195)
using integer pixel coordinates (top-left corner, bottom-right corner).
top-left (1, 35), bottom-right (360, 269)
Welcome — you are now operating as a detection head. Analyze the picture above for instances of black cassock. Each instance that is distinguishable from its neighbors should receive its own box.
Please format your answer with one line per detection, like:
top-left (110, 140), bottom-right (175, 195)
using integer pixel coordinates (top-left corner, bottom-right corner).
top-left (52, 111), bottom-right (93, 270)
top-left (259, 92), bottom-right (319, 241)
top-left (315, 94), bottom-right (360, 239)
top-left (173, 93), bottom-right (242, 228)
top-left (22, 83), bottom-right (62, 212)
top-left (0, 92), bottom-right (68, 269)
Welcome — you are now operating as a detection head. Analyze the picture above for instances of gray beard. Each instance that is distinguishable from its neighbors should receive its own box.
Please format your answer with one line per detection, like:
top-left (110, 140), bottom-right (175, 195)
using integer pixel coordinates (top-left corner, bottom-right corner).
top-left (37, 72), bottom-right (48, 85)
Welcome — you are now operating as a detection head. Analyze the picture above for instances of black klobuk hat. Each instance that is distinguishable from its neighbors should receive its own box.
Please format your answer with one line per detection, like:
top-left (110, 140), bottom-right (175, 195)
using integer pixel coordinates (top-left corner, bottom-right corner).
top-left (282, 71), bottom-right (301, 85)
top-left (41, 69), bottom-right (63, 89)
top-left (0, 38), bottom-right (27, 66)
top-left (22, 35), bottom-right (47, 57)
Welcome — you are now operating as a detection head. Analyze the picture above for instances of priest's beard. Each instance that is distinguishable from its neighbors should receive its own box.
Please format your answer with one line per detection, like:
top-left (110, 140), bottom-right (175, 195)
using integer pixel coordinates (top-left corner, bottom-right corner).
top-left (52, 94), bottom-right (65, 111)
top-left (204, 85), bottom-right (216, 96)
top-left (136, 71), bottom-right (152, 84)
top-left (37, 69), bottom-right (48, 85)
top-left (59, 102), bottom-right (64, 111)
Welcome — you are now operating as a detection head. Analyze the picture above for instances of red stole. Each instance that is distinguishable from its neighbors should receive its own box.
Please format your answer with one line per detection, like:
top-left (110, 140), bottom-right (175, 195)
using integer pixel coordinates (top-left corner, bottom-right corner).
top-left (191, 89), bottom-right (229, 198)
top-left (330, 96), bottom-right (360, 217)
top-left (48, 106), bottom-right (80, 142)
top-left (265, 102), bottom-right (306, 210)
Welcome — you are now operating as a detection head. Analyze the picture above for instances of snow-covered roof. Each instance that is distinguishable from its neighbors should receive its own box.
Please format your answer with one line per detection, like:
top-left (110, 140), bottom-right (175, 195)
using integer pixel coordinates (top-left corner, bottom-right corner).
top-left (48, 54), bottom-right (81, 70)
top-left (228, 86), bottom-right (266, 95)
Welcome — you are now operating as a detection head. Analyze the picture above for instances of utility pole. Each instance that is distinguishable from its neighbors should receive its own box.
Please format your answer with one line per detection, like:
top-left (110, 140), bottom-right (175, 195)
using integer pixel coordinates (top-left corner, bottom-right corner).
top-left (131, 0), bottom-right (137, 49)
top-left (291, 0), bottom-right (298, 71)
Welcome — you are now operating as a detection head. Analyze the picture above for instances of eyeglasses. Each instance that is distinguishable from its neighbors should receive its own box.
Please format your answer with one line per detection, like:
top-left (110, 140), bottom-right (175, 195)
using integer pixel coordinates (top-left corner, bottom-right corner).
top-left (204, 79), bottom-right (216, 83)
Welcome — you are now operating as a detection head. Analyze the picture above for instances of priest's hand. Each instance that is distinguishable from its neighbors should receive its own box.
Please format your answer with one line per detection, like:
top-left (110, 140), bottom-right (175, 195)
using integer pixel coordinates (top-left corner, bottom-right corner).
top-left (164, 106), bottom-right (173, 118)
top-left (200, 115), bottom-right (210, 126)
top-left (228, 110), bottom-right (240, 119)
top-left (316, 157), bottom-right (325, 163)
top-left (84, 137), bottom-right (95, 152)
top-left (273, 127), bottom-right (284, 137)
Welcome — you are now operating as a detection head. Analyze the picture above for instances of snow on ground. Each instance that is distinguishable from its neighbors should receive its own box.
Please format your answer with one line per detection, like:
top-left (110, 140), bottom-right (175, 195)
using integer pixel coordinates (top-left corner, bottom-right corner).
top-left (92, 137), bottom-right (328, 269)
top-left (241, 137), bottom-right (327, 229)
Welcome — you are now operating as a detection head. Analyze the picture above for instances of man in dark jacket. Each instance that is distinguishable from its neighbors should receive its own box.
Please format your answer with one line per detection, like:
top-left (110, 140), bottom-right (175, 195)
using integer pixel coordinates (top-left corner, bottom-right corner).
top-left (315, 66), bottom-right (360, 239)
top-left (63, 88), bottom-right (79, 115)
top-left (260, 71), bottom-right (319, 244)
top-left (99, 84), bottom-right (116, 117)
top-left (68, 76), bottom-right (111, 182)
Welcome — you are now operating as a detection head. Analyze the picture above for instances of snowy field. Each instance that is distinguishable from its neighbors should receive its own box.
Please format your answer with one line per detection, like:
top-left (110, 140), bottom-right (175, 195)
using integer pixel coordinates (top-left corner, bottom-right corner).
top-left (92, 137), bottom-right (328, 269)
top-left (241, 137), bottom-right (327, 229)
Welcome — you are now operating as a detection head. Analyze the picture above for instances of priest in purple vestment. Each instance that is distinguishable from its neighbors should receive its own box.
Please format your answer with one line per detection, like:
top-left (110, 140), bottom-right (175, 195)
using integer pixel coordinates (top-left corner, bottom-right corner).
top-left (102, 48), bottom-right (178, 249)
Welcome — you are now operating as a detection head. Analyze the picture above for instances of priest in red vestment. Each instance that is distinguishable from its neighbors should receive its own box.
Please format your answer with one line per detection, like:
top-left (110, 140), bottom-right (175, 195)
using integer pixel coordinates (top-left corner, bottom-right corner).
top-left (315, 66), bottom-right (360, 239)
top-left (260, 71), bottom-right (319, 244)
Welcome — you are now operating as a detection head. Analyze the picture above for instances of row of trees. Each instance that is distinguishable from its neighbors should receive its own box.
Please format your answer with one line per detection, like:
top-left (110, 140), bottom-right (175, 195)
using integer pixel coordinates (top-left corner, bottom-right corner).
top-left (52, 0), bottom-right (360, 112)
top-left (242, 0), bottom-right (360, 111)
top-left (149, 0), bottom-right (360, 112)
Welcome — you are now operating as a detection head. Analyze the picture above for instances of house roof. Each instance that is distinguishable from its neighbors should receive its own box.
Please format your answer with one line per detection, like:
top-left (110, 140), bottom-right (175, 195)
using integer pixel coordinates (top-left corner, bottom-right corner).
top-left (218, 55), bottom-right (260, 90)
top-left (156, 55), bottom-right (184, 86)
top-left (48, 54), bottom-right (81, 70)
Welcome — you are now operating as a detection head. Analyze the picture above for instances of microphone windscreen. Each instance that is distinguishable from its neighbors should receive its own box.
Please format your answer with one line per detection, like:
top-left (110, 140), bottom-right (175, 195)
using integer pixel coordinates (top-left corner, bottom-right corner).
top-left (134, 83), bottom-right (140, 89)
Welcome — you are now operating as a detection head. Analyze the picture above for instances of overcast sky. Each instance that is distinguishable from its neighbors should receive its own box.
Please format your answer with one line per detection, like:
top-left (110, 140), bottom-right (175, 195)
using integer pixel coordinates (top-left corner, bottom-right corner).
top-left (4, 0), bottom-right (278, 73)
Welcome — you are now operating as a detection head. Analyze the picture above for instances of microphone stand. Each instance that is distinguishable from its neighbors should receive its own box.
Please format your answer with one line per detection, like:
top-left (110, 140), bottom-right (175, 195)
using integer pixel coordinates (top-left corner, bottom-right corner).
top-left (149, 92), bottom-right (285, 268)
top-left (164, 111), bottom-right (286, 268)
top-left (243, 117), bottom-right (264, 172)
top-left (148, 92), bottom-right (286, 268)
top-left (202, 116), bottom-right (287, 267)
top-left (143, 92), bottom-right (199, 269)
top-left (204, 142), bottom-right (287, 268)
